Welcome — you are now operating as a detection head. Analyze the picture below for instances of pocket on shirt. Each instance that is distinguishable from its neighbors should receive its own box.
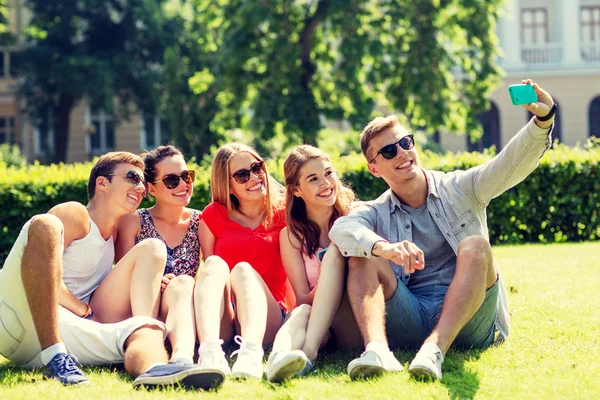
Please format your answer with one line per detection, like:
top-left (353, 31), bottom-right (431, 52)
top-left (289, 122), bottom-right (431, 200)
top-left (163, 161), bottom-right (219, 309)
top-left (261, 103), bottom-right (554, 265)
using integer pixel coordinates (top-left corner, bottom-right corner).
top-left (450, 210), bottom-right (477, 236)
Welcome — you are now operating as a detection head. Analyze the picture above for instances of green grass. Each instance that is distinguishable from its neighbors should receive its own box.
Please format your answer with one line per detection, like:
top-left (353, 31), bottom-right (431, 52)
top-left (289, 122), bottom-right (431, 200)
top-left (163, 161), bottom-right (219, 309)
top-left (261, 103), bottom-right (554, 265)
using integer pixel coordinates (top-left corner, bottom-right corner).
top-left (1, 241), bottom-right (599, 399)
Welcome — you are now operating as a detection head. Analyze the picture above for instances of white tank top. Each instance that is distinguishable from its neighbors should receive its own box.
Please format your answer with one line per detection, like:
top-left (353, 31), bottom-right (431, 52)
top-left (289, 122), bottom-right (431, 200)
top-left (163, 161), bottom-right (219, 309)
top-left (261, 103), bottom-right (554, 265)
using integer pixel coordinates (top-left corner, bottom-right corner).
top-left (62, 218), bottom-right (114, 304)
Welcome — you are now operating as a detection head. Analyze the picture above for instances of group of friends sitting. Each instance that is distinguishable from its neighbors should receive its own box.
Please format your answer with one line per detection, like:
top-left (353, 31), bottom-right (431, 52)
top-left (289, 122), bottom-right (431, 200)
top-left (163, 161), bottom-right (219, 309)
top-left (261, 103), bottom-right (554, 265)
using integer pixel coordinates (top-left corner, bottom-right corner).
top-left (0, 79), bottom-right (556, 390)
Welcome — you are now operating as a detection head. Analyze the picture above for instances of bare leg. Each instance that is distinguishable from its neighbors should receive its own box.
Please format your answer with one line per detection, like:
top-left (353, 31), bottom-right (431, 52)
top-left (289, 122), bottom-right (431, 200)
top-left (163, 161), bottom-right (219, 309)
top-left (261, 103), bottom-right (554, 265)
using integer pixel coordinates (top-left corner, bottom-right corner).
top-left (347, 257), bottom-right (398, 347)
top-left (230, 262), bottom-right (282, 346)
top-left (159, 275), bottom-right (196, 362)
top-left (194, 256), bottom-right (235, 343)
top-left (270, 304), bottom-right (312, 355)
top-left (330, 293), bottom-right (363, 350)
top-left (21, 215), bottom-right (64, 349)
top-left (425, 236), bottom-right (496, 354)
top-left (303, 245), bottom-right (346, 361)
top-left (91, 238), bottom-right (166, 323)
top-left (124, 325), bottom-right (169, 377)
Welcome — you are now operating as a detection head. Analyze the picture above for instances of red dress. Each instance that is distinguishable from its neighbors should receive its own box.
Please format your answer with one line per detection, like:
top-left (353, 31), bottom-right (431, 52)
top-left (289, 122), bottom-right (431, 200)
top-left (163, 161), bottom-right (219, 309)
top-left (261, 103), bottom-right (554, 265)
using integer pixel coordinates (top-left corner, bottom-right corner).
top-left (202, 201), bottom-right (290, 310)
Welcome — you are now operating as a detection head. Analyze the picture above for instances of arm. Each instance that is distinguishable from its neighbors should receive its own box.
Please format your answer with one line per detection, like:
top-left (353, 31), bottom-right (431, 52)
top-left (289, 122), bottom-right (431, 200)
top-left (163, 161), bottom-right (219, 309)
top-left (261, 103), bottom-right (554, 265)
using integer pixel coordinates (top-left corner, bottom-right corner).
top-left (458, 80), bottom-right (555, 207)
top-left (114, 212), bottom-right (141, 262)
top-left (198, 219), bottom-right (216, 259)
top-left (328, 202), bottom-right (387, 258)
top-left (279, 228), bottom-right (314, 306)
top-left (47, 202), bottom-right (93, 317)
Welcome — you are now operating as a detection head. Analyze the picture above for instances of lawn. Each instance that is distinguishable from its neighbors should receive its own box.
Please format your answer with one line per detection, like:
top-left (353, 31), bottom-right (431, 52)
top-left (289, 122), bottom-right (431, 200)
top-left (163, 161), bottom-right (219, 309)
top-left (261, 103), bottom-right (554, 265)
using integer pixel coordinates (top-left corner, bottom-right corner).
top-left (1, 241), bottom-right (599, 399)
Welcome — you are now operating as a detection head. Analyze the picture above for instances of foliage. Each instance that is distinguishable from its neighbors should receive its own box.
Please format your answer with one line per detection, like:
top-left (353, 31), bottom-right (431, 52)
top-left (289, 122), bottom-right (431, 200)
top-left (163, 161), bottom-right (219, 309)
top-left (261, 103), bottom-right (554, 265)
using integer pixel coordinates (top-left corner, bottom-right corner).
top-left (16, 0), bottom-right (176, 162)
top-left (188, 0), bottom-right (503, 153)
top-left (0, 143), bottom-right (26, 168)
top-left (2, 139), bottom-right (600, 263)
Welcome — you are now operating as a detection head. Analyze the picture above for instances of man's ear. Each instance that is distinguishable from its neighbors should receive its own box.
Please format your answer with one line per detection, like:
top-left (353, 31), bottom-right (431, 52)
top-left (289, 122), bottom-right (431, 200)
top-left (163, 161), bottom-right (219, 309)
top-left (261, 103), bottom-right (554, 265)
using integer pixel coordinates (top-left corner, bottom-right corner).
top-left (367, 162), bottom-right (381, 178)
top-left (95, 176), bottom-right (109, 194)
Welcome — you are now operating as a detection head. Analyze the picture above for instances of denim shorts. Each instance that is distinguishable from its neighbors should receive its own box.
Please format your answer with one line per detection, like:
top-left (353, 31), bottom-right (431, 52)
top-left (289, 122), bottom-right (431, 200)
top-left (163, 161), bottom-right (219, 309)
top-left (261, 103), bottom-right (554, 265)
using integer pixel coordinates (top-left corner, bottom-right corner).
top-left (385, 278), bottom-right (499, 350)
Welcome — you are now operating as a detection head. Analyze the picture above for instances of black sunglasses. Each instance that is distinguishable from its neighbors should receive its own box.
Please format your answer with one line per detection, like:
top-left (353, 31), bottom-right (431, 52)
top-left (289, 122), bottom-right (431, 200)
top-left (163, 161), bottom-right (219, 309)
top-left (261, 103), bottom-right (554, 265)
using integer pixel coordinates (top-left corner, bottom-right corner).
top-left (153, 170), bottom-right (196, 189)
top-left (231, 161), bottom-right (266, 184)
top-left (107, 170), bottom-right (146, 190)
top-left (369, 134), bottom-right (415, 163)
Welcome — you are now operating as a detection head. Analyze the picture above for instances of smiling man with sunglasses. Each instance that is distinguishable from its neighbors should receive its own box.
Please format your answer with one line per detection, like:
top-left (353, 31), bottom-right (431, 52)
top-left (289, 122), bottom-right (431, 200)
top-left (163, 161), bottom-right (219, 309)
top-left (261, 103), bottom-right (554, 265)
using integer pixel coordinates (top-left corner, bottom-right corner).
top-left (330, 79), bottom-right (555, 381)
top-left (0, 151), bottom-right (211, 389)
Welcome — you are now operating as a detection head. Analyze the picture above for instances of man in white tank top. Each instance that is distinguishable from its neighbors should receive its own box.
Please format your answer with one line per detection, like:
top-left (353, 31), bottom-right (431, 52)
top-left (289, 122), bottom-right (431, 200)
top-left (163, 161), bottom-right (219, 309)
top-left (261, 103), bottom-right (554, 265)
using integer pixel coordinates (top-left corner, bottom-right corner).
top-left (0, 152), bottom-right (219, 390)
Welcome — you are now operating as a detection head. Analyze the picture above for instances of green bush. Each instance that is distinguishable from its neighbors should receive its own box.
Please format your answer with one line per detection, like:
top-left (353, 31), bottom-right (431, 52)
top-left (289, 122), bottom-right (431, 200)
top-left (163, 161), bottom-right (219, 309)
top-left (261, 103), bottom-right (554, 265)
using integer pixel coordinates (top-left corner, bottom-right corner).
top-left (1, 141), bottom-right (599, 264)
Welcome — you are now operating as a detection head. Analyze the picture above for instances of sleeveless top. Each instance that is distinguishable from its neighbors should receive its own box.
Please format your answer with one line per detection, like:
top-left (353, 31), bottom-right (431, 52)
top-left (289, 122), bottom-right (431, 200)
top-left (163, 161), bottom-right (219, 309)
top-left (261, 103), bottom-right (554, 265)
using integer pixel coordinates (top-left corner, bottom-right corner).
top-left (62, 218), bottom-right (114, 304)
top-left (135, 208), bottom-right (201, 277)
top-left (301, 245), bottom-right (329, 290)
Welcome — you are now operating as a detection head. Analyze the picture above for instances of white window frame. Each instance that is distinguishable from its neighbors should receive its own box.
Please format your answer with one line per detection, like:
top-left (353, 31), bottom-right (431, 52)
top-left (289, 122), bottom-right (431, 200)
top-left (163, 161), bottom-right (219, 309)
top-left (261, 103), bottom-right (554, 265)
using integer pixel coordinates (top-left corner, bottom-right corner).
top-left (33, 107), bottom-right (55, 156)
top-left (140, 114), bottom-right (168, 150)
top-left (85, 106), bottom-right (115, 155)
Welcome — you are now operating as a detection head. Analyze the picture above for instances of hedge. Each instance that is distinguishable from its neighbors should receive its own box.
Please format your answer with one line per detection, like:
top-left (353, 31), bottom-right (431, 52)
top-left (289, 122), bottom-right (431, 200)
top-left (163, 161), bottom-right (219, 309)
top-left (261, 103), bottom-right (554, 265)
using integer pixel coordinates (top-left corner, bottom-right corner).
top-left (1, 142), bottom-right (599, 263)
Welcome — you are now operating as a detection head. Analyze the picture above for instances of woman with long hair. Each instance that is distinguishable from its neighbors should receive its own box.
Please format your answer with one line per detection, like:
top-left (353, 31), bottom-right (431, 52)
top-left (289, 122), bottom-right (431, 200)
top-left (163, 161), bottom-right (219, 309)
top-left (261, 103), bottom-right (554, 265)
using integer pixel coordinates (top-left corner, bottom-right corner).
top-left (265, 144), bottom-right (362, 382)
top-left (193, 143), bottom-right (289, 380)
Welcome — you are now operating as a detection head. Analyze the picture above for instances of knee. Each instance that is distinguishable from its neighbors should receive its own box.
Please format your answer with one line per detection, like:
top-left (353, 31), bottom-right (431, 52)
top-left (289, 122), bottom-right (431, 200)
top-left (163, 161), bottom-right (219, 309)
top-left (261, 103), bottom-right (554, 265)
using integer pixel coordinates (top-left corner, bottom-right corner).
top-left (29, 214), bottom-right (63, 242)
top-left (293, 303), bottom-right (312, 319)
top-left (347, 256), bottom-right (371, 273)
top-left (230, 261), bottom-right (255, 282)
top-left (136, 238), bottom-right (167, 263)
top-left (166, 275), bottom-right (195, 297)
top-left (458, 236), bottom-right (492, 266)
top-left (199, 255), bottom-right (230, 280)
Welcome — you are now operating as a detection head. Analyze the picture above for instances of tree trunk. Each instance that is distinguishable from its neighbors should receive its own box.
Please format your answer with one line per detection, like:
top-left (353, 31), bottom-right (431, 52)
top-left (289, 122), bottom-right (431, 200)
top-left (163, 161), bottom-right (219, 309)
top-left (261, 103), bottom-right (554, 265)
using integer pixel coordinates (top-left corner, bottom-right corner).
top-left (54, 93), bottom-right (75, 163)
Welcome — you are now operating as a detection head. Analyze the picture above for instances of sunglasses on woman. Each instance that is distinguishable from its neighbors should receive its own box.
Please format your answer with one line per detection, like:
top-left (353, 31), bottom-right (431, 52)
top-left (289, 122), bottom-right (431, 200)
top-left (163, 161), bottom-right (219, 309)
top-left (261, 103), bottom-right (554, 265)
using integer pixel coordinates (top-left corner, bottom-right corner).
top-left (107, 170), bottom-right (146, 189)
top-left (369, 134), bottom-right (415, 163)
top-left (231, 161), bottom-right (266, 184)
top-left (153, 170), bottom-right (196, 189)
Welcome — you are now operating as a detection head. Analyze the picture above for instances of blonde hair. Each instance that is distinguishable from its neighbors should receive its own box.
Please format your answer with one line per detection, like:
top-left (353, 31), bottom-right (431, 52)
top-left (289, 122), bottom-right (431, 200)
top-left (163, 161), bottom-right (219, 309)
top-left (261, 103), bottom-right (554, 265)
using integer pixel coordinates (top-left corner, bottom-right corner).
top-left (359, 115), bottom-right (401, 160)
top-left (283, 145), bottom-right (355, 256)
top-left (88, 152), bottom-right (145, 200)
top-left (211, 143), bottom-right (284, 228)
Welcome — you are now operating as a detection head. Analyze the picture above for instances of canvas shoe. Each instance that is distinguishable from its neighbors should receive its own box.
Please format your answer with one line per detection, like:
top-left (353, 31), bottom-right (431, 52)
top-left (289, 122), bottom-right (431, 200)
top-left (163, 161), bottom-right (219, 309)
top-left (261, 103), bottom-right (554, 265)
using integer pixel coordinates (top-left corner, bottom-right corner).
top-left (133, 362), bottom-right (223, 390)
top-left (45, 353), bottom-right (89, 385)
top-left (408, 343), bottom-right (444, 380)
top-left (196, 339), bottom-right (230, 388)
top-left (265, 350), bottom-right (308, 382)
top-left (230, 335), bottom-right (264, 379)
top-left (347, 341), bottom-right (403, 380)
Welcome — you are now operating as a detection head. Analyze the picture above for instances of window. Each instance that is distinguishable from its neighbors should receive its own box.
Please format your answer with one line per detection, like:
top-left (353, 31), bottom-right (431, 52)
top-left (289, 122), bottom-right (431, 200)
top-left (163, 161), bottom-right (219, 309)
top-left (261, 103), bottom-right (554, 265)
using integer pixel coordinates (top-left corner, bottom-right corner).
top-left (34, 106), bottom-right (55, 156)
top-left (521, 8), bottom-right (549, 45)
top-left (87, 107), bottom-right (115, 155)
top-left (0, 116), bottom-right (17, 144)
top-left (527, 100), bottom-right (562, 143)
top-left (141, 115), bottom-right (170, 149)
top-left (590, 96), bottom-right (600, 138)
top-left (581, 6), bottom-right (600, 61)
top-left (468, 103), bottom-right (501, 152)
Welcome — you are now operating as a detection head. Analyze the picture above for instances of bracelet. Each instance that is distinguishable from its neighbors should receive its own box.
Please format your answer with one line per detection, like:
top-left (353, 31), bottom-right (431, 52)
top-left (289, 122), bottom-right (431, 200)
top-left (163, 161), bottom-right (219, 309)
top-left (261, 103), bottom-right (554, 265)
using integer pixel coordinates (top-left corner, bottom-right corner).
top-left (81, 303), bottom-right (94, 319)
top-left (536, 103), bottom-right (557, 122)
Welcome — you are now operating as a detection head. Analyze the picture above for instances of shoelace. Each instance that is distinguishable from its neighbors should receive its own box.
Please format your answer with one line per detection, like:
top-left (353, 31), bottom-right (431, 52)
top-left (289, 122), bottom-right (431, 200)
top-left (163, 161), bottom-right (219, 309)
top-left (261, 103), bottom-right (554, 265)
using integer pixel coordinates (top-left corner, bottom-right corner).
top-left (230, 336), bottom-right (260, 367)
top-left (50, 354), bottom-right (83, 376)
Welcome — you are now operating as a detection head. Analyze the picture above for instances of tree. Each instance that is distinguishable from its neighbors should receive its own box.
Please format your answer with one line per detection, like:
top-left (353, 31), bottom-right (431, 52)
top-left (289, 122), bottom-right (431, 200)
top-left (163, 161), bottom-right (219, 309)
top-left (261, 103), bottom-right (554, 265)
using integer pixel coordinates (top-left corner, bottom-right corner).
top-left (17, 0), bottom-right (175, 162)
top-left (189, 0), bottom-right (503, 151)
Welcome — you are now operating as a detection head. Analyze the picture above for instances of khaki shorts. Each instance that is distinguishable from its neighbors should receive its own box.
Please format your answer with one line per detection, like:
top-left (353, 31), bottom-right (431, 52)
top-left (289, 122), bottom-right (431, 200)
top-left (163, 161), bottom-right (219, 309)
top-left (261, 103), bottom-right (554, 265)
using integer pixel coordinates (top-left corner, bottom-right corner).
top-left (0, 219), bottom-right (166, 368)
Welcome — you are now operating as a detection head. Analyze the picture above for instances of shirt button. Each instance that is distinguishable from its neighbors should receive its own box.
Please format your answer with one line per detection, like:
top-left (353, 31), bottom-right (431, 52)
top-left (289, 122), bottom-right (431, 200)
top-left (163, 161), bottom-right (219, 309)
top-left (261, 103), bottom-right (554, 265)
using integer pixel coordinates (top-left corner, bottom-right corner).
top-left (344, 251), bottom-right (348, 256)
top-left (363, 252), bottom-right (367, 256)
top-left (435, 213), bottom-right (440, 218)
top-left (405, 224), bottom-right (410, 229)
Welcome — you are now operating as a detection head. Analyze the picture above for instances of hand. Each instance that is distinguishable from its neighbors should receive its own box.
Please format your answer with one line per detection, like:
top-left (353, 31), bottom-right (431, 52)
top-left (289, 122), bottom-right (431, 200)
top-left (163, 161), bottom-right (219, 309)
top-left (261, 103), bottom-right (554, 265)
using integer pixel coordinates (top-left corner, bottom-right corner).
top-left (520, 79), bottom-right (555, 128)
top-left (372, 240), bottom-right (425, 274)
top-left (161, 273), bottom-right (176, 292)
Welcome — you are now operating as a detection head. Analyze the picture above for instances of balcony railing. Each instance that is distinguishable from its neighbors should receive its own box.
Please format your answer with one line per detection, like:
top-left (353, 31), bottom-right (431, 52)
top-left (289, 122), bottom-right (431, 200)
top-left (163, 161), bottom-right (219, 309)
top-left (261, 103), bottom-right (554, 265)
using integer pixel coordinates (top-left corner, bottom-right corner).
top-left (581, 43), bottom-right (600, 63)
top-left (521, 42), bottom-right (563, 65)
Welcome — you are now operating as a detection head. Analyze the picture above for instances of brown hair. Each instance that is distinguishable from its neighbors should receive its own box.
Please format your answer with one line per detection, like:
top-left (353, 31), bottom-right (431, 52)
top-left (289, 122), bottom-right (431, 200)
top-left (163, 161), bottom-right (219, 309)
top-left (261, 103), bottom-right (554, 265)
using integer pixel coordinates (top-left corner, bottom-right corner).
top-left (142, 145), bottom-right (184, 183)
top-left (283, 145), bottom-right (355, 256)
top-left (87, 152), bottom-right (145, 200)
top-left (211, 143), bottom-right (284, 228)
top-left (359, 115), bottom-right (400, 160)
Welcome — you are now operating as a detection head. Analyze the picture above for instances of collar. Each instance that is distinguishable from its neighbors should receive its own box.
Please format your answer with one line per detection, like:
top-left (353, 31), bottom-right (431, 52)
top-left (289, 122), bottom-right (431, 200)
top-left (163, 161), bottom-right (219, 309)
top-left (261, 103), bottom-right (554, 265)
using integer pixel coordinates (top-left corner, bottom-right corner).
top-left (386, 168), bottom-right (439, 214)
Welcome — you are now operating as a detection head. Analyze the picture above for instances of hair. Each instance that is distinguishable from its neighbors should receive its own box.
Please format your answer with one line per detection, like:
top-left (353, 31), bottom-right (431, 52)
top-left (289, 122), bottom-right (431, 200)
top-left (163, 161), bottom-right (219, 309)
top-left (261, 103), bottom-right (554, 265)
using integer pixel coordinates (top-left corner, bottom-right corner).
top-left (283, 145), bottom-right (355, 256)
top-left (359, 115), bottom-right (401, 160)
top-left (211, 143), bottom-right (284, 228)
top-left (142, 145), bottom-right (184, 183)
top-left (87, 152), bottom-right (145, 200)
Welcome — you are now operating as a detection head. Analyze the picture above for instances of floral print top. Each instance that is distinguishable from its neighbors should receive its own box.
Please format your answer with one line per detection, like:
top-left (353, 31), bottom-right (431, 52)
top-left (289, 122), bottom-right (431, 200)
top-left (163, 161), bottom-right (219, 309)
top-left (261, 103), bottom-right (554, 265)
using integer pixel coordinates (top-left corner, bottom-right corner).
top-left (135, 208), bottom-right (201, 277)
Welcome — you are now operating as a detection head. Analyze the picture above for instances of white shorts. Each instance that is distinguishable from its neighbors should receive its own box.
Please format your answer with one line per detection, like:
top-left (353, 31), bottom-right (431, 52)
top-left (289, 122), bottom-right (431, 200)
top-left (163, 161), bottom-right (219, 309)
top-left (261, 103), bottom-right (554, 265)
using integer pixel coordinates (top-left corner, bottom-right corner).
top-left (0, 218), bottom-right (166, 369)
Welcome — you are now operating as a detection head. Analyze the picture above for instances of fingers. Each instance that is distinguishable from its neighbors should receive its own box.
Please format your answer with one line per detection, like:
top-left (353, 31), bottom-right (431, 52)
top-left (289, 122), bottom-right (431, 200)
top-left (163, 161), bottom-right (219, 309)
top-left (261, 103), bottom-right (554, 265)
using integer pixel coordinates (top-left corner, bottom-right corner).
top-left (389, 241), bottom-right (425, 274)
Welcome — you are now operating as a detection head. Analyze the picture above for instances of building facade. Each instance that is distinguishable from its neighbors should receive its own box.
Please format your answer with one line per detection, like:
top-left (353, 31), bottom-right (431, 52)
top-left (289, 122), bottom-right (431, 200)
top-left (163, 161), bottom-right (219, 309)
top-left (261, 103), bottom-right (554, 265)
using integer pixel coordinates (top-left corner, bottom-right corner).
top-left (441, 0), bottom-right (600, 152)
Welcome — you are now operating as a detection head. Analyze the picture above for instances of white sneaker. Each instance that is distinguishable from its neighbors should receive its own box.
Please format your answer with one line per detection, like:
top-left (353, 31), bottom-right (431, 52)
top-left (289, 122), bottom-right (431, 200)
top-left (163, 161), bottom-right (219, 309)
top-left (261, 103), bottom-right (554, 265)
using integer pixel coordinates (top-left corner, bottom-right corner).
top-left (198, 339), bottom-right (231, 383)
top-left (347, 341), bottom-right (403, 380)
top-left (409, 343), bottom-right (444, 380)
top-left (265, 350), bottom-right (308, 383)
top-left (230, 336), bottom-right (264, 379)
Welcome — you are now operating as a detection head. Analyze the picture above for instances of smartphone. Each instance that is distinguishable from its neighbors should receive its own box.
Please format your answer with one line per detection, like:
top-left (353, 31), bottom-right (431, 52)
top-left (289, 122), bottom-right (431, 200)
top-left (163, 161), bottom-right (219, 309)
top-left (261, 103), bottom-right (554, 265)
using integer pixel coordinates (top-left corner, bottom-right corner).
top-left (508, 84), bottom-right (538, 105)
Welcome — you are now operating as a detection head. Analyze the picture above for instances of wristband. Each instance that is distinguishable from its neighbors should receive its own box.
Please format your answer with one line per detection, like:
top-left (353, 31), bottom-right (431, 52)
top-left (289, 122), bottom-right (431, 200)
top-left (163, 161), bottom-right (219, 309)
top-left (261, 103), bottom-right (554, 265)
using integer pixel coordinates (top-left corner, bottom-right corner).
top-left (536, 103), bottom-right (557, 122)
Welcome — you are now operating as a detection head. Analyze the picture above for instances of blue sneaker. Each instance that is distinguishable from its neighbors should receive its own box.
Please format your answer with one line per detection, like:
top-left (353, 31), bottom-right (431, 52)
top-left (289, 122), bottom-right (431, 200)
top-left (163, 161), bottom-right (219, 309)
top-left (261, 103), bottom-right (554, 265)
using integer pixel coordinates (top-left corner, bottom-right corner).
top-left (265, 350), bottom-right (308, 382)
top-left (45, 353), bottom-right (89, 385)
top-left (133, 363), bottom-right (225, 390)
top-left (298, 359), bottom-right (315, 376)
